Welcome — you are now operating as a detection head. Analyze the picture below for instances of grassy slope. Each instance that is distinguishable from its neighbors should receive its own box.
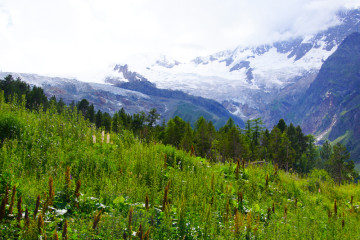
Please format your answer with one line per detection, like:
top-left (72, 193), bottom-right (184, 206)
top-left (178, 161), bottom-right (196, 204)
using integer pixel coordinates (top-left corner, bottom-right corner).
top-left (0, 100), bottom-right (360, 239)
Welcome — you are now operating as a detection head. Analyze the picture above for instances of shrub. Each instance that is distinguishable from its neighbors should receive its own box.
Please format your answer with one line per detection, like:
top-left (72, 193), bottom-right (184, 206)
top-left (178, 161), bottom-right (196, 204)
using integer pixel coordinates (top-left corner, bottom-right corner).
top-left (0, 114), bottom-right (23, 145)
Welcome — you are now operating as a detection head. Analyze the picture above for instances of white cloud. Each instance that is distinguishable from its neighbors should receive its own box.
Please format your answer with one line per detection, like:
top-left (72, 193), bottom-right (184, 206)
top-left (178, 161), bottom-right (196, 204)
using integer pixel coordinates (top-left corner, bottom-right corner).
top-left (0, 0), bottom-right (358, 82)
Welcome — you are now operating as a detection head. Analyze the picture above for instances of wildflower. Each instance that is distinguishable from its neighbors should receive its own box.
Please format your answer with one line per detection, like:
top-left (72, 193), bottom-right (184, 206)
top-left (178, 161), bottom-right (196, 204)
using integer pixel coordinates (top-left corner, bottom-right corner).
top-left (145, 193), bottom-right (149, 210)
top-left (93, 210), bottom-right (102, 230)
top-left (17, 196), bottom-right (22, 222)
top-left (62, 219), bottom-right (68, 240)
top-left (0, 198), bottom-right (6, 221)
top-left (34, 195), bottom-right (41, 219)
top-left (38, 214), bottom-right (44, 234)
top-left (53, 230), bottom-right (59, 240)
top-left (8, 185), bottom-right (16, 214)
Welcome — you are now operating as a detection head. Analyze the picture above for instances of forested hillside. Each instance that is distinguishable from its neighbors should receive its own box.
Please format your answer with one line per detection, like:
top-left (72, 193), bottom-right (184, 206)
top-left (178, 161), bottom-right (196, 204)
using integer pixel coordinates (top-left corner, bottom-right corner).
top-left (0, 78), bottom-right (360, 239)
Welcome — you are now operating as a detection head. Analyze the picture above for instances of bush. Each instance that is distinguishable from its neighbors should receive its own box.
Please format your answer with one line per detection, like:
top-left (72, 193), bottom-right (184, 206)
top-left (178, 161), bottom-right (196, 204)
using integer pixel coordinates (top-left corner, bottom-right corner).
top-left (0, 114), bottom-right (23, 145)
top-left (308, 168), bottom-right (333, 191)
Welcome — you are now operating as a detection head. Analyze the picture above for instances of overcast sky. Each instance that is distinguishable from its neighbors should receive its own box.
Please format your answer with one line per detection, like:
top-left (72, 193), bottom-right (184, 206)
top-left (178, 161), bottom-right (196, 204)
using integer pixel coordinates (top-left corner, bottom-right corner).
top-left (0, 0), bottom-right (359, 82)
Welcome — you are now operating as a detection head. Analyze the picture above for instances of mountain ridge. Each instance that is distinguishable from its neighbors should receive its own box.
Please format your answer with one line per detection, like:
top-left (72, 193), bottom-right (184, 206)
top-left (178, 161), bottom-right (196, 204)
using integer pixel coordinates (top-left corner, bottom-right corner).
top-left (287, 32), bottom-right (360, 161)
top-left (0, 71), bottom-right (244, 129)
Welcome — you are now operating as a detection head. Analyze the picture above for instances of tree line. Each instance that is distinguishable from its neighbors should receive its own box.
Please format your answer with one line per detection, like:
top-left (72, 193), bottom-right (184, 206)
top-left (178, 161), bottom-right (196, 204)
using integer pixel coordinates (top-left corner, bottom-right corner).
top-left (0, 74), bottom-right (357, 183)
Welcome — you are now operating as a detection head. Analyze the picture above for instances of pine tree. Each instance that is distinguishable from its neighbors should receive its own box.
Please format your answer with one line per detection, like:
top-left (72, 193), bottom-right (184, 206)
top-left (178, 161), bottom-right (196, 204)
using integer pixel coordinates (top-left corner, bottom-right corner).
top-left (86, 104), bottom-right (95, 123)
top-left (276, 119), bottom-right (287, 133)
top-left (95, 110), bottom-right (102, 129)
top-left (194, 117), bottom-right (213, 158)
top-left (269, 127), bottom-right (282, 165)
top-left (279, 132), bottom-right (295, 171)
top-left (77, 99), bottom-right (89, 117)
top-left (326, 143), bottom-right (355, 184)
top-left (164, 116), bottom-right (185, 148)
top-left (180, 122), bottom-right (193, 152)
top-left (112, 112), bottom-right (120, 133)
top-left (319, 140), bottom-right (332, 168)
top-left (102, 112), bottom-right (112, 132)
top-left (146, 108), bottom-right (160, 127)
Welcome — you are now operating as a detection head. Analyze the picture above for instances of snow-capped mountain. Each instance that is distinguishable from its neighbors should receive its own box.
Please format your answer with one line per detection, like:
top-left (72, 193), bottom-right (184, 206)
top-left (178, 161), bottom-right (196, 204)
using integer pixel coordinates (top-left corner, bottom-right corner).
top-left (0, 70), bottom-right (244, 128)
top-left (116, 8), bottom-right (360, 121)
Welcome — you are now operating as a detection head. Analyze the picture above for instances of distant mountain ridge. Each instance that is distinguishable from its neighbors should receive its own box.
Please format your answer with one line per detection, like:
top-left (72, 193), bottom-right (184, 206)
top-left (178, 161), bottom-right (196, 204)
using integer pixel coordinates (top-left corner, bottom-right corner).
top-left (106, 64), bottom-right (245, 127)
top-left (0, 71), bottom-right (244, 129)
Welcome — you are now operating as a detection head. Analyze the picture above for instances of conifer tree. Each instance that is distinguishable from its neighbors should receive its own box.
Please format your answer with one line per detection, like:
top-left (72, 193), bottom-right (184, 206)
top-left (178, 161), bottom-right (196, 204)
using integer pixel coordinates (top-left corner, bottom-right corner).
top-left (276, 119), bottom-right (287, 133)
top-left (180, 122), bottom-right (193, 152)
top-left (326, 143), bottom-right (356, 184)
top-left (95, 110), bottom-right (102, 128)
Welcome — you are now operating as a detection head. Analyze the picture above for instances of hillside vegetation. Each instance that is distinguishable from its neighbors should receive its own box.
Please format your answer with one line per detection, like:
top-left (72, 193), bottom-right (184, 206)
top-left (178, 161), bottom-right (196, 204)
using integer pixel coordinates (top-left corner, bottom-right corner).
top-left (0, 94), bottom-right (360, 239)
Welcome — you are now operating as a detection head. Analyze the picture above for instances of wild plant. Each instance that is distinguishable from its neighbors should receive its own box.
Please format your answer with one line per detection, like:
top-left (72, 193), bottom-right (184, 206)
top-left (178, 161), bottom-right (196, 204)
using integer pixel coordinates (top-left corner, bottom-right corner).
top-left (16, 196), bottom-right (22, 222)
top-left (272, 202), bottom-right (275, 213)
top-left (267, 207), bottom-right (271, 221)
top-left (93, 210), bottom-right (102, 230)
top-left (136, 223), bottom-right (143, 239)
top-left (33, 195), bottom-right (40, 219)
top-left (74, 179), bottom-right (81, 208)
top-left (334, 199), bottom-right (337, 216)
top-left (235, 158), bottom-right (240, 179)
top-left (246, 211), bottom-right (252, 236)
top-left (48, 176), bottom-right (55, 206)
top-left (162, 180), bottom-right (171, 211)
top-left (24, 208), bottom-right (29, 227)
top-left (4, 184), bottom-right (8, 205)
top-left (145, 193), bottom-right (149, 210)
top-left (8, 185), bottom-right (16, 214)
top-left (234, 209), bottom-right (243, 237)
top-left (128, 207), bottom-right (133, 239)
top-left (265, 174), bottom-right (269, 188)
top-left (53, 230), bottom-right (59, 240)
top-left (62, 219), bottom-right (68, 240)
top-left (37, 214), bottom-right (44, 234)
top-left (143, 227), bottom-right (151, 240)
top-left (0, 197), bottom-right (5, 221)
top-left (64, 166), bottom-right (71, 201)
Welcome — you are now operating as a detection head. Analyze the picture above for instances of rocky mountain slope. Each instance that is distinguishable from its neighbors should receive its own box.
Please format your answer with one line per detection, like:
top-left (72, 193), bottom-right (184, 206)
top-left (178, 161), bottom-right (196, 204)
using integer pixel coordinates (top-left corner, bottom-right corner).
top-left (286, 32), bottom-right (360, 161)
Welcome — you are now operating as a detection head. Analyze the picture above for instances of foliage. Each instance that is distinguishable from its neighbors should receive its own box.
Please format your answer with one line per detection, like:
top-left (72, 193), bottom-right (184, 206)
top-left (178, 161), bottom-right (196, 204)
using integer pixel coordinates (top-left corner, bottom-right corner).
top-left (0, 94), bottom-right (359, 239)
top-left (0, 114), bottom-right (23, 145)
top-left (0, 75), bottom-right (359, 239)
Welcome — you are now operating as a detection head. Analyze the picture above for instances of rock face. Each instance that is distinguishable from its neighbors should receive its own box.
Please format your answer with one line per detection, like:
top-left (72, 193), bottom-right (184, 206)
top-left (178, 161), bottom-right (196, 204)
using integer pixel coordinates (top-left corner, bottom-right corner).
top-left (287, 32), bottom-right (360, 161)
